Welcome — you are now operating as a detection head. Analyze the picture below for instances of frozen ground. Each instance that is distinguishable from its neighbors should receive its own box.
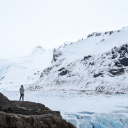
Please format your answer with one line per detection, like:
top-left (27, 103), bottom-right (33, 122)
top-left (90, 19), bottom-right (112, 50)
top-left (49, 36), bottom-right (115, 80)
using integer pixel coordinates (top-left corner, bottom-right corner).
top-left (2, 90), bottom-right (128, 128)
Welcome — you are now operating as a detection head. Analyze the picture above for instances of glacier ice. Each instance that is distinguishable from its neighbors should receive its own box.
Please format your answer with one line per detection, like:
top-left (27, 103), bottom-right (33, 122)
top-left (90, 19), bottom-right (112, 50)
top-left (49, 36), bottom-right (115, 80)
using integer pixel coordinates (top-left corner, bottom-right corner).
top-left (63, 112), bottom-right (128, 128)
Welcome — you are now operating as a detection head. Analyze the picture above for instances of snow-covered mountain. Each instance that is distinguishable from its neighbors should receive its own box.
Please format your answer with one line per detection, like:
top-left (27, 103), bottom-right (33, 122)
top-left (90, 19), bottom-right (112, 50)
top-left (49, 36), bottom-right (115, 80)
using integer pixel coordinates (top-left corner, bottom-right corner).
top-left (0, 46), bottom-right (53, 91)
top-left (29, 27), bottom-right (128, 94)
top-left (1, 27), bottom-right (128, 128)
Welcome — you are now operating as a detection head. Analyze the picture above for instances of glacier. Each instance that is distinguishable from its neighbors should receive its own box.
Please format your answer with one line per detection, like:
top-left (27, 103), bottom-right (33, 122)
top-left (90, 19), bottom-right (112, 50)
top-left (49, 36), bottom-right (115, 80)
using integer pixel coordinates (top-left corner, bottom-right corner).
top-left (2, 90), bottom-right (128, 128)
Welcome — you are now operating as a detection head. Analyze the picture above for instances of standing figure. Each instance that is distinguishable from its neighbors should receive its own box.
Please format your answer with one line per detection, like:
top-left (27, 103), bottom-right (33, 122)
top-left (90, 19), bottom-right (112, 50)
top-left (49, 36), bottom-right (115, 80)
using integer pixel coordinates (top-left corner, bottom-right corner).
top-left (19, 85), bottom-right (25, 101)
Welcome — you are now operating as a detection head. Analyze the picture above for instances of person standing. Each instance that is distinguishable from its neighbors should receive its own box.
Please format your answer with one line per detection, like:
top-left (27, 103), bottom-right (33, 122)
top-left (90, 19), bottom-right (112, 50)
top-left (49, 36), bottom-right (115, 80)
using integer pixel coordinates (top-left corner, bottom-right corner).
top-left (19, 85), bottom-right (25, 101)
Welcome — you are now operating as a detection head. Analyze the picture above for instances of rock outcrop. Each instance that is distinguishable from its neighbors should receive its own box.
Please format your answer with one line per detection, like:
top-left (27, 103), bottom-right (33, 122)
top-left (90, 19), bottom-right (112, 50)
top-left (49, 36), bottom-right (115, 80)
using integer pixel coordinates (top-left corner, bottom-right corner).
top-left (0, 93), bottom-right (76, 128)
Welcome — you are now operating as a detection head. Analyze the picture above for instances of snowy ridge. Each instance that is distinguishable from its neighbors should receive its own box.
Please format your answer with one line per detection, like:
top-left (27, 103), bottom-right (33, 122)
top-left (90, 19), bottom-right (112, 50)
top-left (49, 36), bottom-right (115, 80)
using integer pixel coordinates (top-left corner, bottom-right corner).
top-left (0, 46), bottom-right (53, 91)
top-left (29, 27), bottom-right (128, 94)
top-left (31, 46), bottom-right (46, 55)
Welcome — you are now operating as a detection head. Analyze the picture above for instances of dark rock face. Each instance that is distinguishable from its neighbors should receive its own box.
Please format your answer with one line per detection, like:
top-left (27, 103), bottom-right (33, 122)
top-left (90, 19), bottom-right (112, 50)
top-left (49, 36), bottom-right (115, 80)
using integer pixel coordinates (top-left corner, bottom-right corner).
top-left (87, 33), bottom-right (94, 38)
top-left (0, 93), bottom-right (9, 101)
top-left (53, 49), bottom-right (62, 62)
top-left (119, 58), bottom-right (128, 66)
top-left (40, 72), bottom-right (43, 78)
top-left (109, 68), bottom-right (125, 76)
top-left (95, 33), bottom-right (101, 36)
top-left (58, 67), bottom-right (66, 72)
top-left (94, 73), bottom-right (103, 78)
top-left (59, 70), bottom-right (68, 76)
top-left (58, 68), bottom-right (69, 76)
top-left (0, 93), bottom-right (76, 128)
top-left (84, 55), bottom-right (91, 61)
top-left (112, 54), bottom-right (118, 59)
top-left (114, 61), bottom-right (122, 67)
top-left (107, 44), bottom-right (128, 76)
top-left (109, 31), bottom-right (113, 35)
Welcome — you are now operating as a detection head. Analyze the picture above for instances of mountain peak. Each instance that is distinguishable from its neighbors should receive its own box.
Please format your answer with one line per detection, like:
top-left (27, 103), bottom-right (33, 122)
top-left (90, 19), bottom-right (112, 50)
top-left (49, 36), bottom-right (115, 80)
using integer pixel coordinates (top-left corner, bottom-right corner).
top-left (31, 46), bottom-right (45, 55)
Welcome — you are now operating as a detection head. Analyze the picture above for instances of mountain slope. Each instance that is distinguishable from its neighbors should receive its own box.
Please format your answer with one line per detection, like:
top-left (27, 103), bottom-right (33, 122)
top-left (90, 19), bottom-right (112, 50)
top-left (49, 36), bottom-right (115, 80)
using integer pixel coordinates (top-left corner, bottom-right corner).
top-left (0, 46), bottom-right (53, 91)
top-left (29, 27), bottom-right (128, 94)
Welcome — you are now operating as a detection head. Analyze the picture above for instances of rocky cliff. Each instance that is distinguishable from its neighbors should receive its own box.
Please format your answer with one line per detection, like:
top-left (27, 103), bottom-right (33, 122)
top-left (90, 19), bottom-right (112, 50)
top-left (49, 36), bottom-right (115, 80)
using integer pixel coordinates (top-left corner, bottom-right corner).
top-left (0, 93), bottom-right (75, 128)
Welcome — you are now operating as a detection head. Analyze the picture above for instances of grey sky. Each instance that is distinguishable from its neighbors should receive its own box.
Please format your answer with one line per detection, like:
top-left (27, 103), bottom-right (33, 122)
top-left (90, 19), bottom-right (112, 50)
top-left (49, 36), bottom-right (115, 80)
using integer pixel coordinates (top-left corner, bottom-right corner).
top-left (0, 0), bottom-right (128, 59)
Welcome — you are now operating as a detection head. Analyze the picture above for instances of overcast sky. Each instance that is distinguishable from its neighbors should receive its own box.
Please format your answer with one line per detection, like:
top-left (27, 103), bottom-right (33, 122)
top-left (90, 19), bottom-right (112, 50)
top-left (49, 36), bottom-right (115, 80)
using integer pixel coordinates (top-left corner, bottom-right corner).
top-left (0, 0), bottom-right (128, 59)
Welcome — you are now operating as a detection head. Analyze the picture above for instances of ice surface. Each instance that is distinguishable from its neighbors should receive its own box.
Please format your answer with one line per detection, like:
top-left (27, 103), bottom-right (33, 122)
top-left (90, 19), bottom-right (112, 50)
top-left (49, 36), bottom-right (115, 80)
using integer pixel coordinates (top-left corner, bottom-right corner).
top-left (2, 90), bottom-right (128, 128)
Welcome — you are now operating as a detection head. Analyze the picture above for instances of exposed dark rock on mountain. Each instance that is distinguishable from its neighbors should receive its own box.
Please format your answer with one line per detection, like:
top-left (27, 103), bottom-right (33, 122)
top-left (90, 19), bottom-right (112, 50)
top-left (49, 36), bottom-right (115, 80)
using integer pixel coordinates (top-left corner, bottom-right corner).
top-left (59, 70), bottom-right (68, 76)
top-left (53, 49), bottom-right (62, 62)
top-left (0, 93), bottom-right (76, 128)
top-left (83, 55), bottom-right (91, 61)
top-left (119, 58), bottom-right (128, 66)
top-left (94, 73), bottom-right (103, 78)
top-left (58, 67), bottom-right (66, 72)
top-left (109, 68), bottom-right (125, 76)
top-left (95, 33), bottom-right (101, 36)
